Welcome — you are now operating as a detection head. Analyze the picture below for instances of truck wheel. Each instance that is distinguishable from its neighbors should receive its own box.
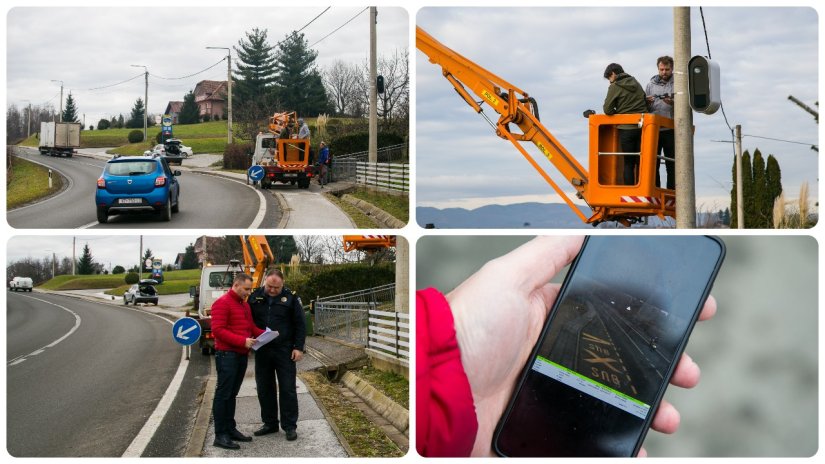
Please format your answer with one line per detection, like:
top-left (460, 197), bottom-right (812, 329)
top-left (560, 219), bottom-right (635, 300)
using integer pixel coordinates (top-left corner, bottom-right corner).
top-left (97, 207), bottom-right (108, 224)
top-left (159, 197), bottom-right (172, 222)
top-left (201, 346), bottom-right (210, 355)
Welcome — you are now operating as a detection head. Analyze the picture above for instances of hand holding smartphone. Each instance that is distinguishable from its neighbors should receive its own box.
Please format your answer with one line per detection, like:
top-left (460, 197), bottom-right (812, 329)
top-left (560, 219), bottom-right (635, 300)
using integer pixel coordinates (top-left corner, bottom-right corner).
top-left (492, 236), bottom-right (725, 457)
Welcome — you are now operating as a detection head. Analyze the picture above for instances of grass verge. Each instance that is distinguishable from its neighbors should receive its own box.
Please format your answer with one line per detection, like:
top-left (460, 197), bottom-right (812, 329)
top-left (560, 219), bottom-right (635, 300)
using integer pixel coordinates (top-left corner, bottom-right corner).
top-left (353, 367), bottom-right (409, 409)
top-left (6, 156), bottom-right (63, 209)
top-left (299, 371), bottom-right (403, 457)
top-left (347, 187), bottom-right (408, 223)
top-left (323, 193), bottom-right (379, 228)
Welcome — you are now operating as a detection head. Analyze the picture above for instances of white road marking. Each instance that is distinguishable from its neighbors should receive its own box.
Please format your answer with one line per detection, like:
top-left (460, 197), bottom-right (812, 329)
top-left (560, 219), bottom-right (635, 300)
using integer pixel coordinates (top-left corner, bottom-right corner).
top-left (6, 295), bottom-right (82, 366)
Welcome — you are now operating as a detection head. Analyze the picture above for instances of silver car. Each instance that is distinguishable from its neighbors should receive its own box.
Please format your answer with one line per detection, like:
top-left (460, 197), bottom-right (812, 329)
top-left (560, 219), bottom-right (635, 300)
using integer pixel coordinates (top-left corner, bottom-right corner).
top-left (123, 279), bottom-right (159, 305)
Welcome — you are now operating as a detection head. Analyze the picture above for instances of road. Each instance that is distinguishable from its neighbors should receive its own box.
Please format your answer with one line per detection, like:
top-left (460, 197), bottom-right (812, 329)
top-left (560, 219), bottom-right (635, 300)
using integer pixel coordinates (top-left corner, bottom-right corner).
top-left (5, 291), bottom-right (209, 457)
top-left (7, 147), bottom-right (281, 229)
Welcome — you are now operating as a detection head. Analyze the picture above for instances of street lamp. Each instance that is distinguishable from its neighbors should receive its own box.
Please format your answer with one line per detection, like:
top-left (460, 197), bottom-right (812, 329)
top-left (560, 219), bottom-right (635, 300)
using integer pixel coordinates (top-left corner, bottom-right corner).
top-left (21, 99), bottom-right (31, 138)
top-left (50, 80), bottom-right (63, 122)
top-left (45, 249), bottom-right (56, 279)
top-left (131, 65), bottom-right (148, 143)
top-left (206, 47), bottom-right (233, 144)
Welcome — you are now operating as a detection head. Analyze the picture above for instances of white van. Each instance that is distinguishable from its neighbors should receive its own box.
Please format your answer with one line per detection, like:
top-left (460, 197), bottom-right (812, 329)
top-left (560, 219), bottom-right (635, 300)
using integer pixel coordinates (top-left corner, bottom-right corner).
top-left (9, 277), bottom-right (33, 292)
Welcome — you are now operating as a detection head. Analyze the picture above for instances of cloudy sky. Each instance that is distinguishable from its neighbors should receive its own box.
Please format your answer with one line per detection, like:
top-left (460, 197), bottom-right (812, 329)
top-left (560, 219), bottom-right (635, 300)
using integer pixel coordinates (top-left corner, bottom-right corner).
top-left (5, 6), bottom-right (408, 128)
top-left (5, 235), bottom-right (198, 271)
top-left (416, 7), bottom-right (819, 211)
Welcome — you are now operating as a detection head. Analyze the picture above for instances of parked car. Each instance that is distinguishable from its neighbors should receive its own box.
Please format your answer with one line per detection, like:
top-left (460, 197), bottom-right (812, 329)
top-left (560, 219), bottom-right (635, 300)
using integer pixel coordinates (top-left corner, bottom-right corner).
top-left (95, 155), bottom-right (181, 223)
top-left (9, 276), bottom-right (33, 292)
top-left (123, 279), bottom-right (159, 305)
top-left (144, 139), bottom-right (191, 166)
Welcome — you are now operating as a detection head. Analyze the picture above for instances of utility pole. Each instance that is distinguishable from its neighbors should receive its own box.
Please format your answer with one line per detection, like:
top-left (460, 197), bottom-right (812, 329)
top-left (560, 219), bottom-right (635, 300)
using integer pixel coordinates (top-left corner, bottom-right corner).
top-left (207, 47), bottom-right (233, 144)
top-left (51, 80), bottom-right (63, 122)
top-left (673, 7), bottom-right (696, 228)
top-left (22, 100), bottom-right (31, 138)
top-left (734, 125), bottom-right (744, 228)
top-left (72, 237), bottom-right (76, 275)
top-left (131, 65), bottom-right (148, 142)
top-left (368, 6), bottom-right (378, 164)
top-left (140, 235), bottom-right (143, 281)
top-left (787, 95), bottom-right (818, 123)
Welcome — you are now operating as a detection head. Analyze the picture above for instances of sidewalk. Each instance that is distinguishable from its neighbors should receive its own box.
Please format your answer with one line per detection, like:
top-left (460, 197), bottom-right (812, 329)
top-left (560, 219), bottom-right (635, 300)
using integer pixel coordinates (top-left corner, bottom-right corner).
top-left (200, 355), bottom-right (348, 458)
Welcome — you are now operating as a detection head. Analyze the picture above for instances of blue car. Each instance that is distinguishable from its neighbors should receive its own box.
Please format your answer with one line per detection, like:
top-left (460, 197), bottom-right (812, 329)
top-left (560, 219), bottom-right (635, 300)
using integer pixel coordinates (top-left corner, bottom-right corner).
top-left (95, 155), bottom-right (181, 223)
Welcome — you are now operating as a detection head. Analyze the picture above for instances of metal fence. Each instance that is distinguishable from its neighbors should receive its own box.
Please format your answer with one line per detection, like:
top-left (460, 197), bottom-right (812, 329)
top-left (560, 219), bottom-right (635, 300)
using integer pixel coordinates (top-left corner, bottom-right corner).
top-left (331, 143), bottom-right (408, 182)
top-left (314, 284), bottom-right (409, 362)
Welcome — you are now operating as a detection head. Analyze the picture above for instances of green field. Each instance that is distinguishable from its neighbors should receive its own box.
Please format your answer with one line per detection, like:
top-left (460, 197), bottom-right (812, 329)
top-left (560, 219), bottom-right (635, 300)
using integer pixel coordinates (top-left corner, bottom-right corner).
top-left (39, 269), bottom-right (202, 292)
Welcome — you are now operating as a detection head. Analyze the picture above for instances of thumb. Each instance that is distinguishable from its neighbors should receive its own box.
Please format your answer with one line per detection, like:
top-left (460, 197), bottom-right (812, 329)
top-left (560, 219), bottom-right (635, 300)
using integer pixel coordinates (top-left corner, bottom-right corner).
top-left (495, 236), bottom-right (584, 292)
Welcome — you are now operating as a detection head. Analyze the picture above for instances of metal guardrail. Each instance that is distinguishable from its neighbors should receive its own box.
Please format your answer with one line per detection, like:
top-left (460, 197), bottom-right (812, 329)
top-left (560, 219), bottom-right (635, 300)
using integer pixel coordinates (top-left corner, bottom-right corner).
top-left (314, 284), bottom-right (409, 361)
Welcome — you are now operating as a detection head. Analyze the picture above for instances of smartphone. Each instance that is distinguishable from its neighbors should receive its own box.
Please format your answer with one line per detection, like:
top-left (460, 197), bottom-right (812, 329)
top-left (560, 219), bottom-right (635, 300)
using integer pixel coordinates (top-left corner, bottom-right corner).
top-left (493, 236), bottom-right (725, 457)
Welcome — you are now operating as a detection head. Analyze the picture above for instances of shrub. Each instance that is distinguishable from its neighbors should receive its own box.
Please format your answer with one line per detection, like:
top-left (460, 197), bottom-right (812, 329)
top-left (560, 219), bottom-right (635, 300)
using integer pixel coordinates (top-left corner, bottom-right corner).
top-left (202, 114), bottom-right (212, 123)
top-left (124, 272), bottom-right (139, 285)
top-left (156, 131), bottom-right (164, 144)
top-left (223, 142), bottom-right (254, 170)
top-left (112, 265), bottom-right (125, 275)
top-left (127, 130), bottom-right (144, 143)
top-left (288, 263), bottom-right (395, 303)
top-left (331, 132), bottom-right (406, 158)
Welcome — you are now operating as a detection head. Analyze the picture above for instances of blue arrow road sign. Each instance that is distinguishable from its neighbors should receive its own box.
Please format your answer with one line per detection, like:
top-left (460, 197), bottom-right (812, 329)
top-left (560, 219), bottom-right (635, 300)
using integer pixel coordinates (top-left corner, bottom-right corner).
top-left (172, 317), bottom-right (201, 346)
top-left (248, 165), bottom-right (265, 182)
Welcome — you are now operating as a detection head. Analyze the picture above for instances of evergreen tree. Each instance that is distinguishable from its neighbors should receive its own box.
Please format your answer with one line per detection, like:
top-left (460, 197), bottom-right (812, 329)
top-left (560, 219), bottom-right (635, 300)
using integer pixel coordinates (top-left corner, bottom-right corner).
top-left (267, 236), bottom-right (298, 263)
top-left (233, 28), bottom-right (278, 109)
top-left (97, 118), bottom-right (110, 130)
top-left (142, 248), bottom-right (153, 271)
top-left (730, 155), bottom-right (739, 229)
top-left (77, 244), bottom-right (96, 275)
top-left (766, 154), bottom-right (783, 224)
top-left (751, 150), bottom-right (767, 228)
top-left (178, 90), bottom-right (200, 124)
top-left (272, 32), bottom-right (328, 116)
top-left (112, 265), bottom-right (126, 275)
top-left (741, 151), bottom-right (754, 228)
top-left (117, 114), bottom-right (125, 129)
top-left (723, 207), bottom-right (731, 226)
top-left (128, 98), bottom-right (146, 129)
top-left (181, 243), bottom-right (199, 270)
top-left (62, 93), bottom-right (79, 123)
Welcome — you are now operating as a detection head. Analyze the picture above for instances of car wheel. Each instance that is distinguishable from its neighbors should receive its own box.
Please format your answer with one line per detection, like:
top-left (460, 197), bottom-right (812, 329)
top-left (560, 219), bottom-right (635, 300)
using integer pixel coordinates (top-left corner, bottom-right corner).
top-left (201, 346), bottom-right (210, 356)
top-left (159, 197), bottom-right (172, 222)
top-left (171, 193), bottom-right (179, 213)
top-left (97, 207), bottom-right (108, 224)
top-left (123, 296), bottom-right (129, 305)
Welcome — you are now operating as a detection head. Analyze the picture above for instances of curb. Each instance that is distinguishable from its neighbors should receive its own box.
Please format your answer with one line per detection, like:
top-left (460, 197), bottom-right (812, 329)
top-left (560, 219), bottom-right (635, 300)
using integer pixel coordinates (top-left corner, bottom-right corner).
top-left (341, 371), bottom-right (409, 435)
top-left (273, 191), bottom-right (290, 228)
top-left (185, 357), bottom-right (215, 457)
top-left (299, 373), bottom-right (355, 457)
top-left (340, 194), bottom-right (407, 228)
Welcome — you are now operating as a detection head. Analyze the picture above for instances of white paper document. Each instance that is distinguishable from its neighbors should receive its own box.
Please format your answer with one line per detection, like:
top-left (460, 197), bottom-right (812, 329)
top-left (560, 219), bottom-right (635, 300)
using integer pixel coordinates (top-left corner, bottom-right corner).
top-left (252, 328), bottom-right (279, 351)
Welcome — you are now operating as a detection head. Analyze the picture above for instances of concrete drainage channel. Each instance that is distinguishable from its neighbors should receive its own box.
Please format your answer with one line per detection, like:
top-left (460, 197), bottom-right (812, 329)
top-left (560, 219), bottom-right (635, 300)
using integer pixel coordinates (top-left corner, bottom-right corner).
top-left (338, 371), bottom-right (409, 450)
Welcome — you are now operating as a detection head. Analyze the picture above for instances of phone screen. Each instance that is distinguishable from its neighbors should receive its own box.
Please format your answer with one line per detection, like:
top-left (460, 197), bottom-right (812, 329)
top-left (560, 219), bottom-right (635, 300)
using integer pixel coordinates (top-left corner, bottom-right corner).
top-left (494, 236), bottom-right (725, 457)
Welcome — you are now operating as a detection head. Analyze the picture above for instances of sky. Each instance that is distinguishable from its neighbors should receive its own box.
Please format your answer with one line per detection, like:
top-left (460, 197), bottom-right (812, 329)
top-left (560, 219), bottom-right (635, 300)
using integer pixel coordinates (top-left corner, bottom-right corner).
top-left (5, 6), bottom-right (408, 128)
top-left (5, 235), bottom-right (200, 272)
top-left (416, 7), bottom-right (819, 211)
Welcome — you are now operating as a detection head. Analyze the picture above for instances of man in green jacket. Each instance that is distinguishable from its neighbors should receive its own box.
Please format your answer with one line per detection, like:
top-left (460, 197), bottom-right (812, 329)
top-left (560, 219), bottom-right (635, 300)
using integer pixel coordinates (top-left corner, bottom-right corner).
top-left (603, 63), bottom-right (648, 185)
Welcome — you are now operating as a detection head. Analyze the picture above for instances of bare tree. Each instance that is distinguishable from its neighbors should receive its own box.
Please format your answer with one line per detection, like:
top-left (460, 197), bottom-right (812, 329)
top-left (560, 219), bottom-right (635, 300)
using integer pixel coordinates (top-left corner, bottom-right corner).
top-left (357, 48), bottom-right (410, 130)
top-left (295, 235), bottom-right (323, 263)
top-left (324, 60), bottom-right (361, 116)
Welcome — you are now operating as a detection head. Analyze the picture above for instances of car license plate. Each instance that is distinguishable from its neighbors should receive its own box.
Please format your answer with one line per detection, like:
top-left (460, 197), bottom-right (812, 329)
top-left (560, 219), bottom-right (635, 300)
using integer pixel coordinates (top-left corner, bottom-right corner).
top-left (119, 198), bottom-right (142, 204)
top-left (284, 173), bottom-right (298, 178)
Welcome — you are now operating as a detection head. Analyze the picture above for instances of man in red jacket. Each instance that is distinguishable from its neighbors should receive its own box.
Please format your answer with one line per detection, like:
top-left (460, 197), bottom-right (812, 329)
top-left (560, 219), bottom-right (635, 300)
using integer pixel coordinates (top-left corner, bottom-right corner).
top-left (211, 273), bottom-right (264, 450)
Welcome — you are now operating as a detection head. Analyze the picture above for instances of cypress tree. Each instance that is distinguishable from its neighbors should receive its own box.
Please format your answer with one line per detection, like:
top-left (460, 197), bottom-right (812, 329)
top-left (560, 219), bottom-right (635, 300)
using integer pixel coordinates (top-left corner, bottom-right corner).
top-left (751, 150), bottom-right (767, 228)
top-left (741, 151), bottom-right (754, 228)
top-left (766, 154), bottom-right (783, 225)
top-left (730, 154), bottom-right (738, 228)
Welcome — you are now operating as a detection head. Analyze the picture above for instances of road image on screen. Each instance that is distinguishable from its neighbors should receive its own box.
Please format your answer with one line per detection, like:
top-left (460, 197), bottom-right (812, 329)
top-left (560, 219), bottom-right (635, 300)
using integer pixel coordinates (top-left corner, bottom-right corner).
top-left (495, 236), bottom-right (723, 457)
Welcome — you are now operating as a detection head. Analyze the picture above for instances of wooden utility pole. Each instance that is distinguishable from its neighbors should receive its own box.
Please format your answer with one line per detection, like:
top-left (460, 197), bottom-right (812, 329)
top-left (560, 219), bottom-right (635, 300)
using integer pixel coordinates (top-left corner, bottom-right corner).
top-left (735, 125), bottom-right (744, 228)
top-left (674, 7), bottom-right (696, 228)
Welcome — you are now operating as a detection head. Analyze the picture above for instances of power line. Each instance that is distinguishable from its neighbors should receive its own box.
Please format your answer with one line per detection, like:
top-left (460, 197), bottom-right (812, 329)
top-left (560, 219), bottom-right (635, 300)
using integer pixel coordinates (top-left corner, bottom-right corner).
top-left (270, 7), bottom-right (332, 51)
top-left (699, 7), bottom-right (735, 159)
top-left (310, 7), bottom-right (368, 48)
top-left (151, 57), bottom-right (226, 80)
top-left (743, 134), bottom-right (818, 147)
top-left (85, 72), bottom-right (144, 91)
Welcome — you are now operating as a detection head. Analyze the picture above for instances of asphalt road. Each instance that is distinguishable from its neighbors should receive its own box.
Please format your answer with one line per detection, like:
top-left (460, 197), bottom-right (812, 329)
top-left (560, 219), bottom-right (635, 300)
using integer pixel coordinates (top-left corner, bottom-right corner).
top-left (5, 292), bottom-right (202, 457)
top-left (7, 147), bottom-right (281, 229)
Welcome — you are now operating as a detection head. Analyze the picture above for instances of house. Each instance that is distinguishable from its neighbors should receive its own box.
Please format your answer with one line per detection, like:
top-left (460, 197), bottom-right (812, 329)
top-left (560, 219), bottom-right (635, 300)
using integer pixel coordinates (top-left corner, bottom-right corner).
top-left (193, 80), bottom-right (228, 120)
top-left (194, 236), bottom-right (225, 266)
top-left (164, 101), bottom-right (183, 124)
top-left (173, 253), bottom-right (186, 270)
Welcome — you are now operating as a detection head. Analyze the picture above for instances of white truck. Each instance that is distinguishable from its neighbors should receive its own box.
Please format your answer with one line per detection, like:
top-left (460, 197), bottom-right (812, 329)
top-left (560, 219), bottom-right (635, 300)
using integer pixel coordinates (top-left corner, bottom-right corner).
top-left (9, 277), bottom-right (33, 292)
top-left (189, 261), bottom-right (245, 355)
top-left (39, 121), bottom-right (81, 157)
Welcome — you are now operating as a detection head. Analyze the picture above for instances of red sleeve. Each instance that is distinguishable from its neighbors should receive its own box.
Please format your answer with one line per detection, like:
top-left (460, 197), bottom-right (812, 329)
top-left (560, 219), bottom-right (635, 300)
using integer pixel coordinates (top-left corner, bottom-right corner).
top-left (416, 288), bottom-right (478, 457)
top-left (211, 297), bottom-right (246, 349)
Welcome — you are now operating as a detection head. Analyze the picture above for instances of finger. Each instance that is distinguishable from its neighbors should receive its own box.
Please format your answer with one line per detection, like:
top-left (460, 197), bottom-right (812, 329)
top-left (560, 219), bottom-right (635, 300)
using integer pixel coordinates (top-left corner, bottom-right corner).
top-left (650, 399), bottom-right (680, 434)
top-left (497, 236), bottom-right (584, 292)
top-left (637, 447), bottom-right (648, 458)
top-left (698, 294), bottom-right (717, 321)
top-left (669, 353), bottom-right (700, 388)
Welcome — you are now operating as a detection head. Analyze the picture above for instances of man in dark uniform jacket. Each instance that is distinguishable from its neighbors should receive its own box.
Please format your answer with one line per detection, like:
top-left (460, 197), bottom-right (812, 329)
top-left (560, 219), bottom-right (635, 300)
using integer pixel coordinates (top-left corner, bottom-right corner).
top-left (249, 269), bottom-right (306, 441)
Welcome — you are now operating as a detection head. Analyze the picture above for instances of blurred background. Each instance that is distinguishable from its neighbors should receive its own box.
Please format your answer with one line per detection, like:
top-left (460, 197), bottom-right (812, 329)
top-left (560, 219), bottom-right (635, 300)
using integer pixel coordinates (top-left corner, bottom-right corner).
top-left (416, 235), bottom-right (817, 457)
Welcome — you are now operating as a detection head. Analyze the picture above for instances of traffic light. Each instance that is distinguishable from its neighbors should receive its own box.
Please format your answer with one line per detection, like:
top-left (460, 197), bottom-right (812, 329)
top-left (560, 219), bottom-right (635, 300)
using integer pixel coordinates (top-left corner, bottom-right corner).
top-left (377, 75), bottom-right (385, 94)
top-left (688, 56), bottom-right (721, 114)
